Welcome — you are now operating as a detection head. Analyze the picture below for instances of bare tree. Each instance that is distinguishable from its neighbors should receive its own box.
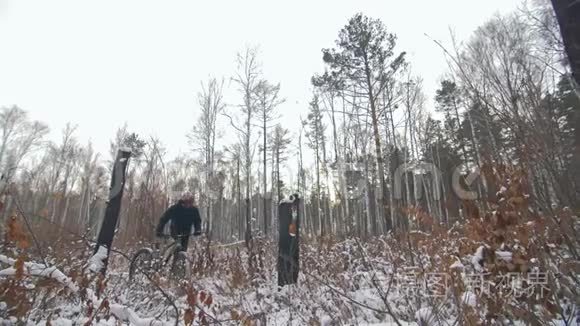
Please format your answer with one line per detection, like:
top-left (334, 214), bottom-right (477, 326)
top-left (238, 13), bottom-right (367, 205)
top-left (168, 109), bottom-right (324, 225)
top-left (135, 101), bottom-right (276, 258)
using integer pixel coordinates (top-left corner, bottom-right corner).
top-left (0, 106), bottom-right (48, 191)
top-left (77, 141), bottom-right (100, 228)
top-left (255, 79), bottom-right (283, 236)
top-left (231, 46), bottom-right (261, 246)
top-left (189, 77), bottom-right (226, 236)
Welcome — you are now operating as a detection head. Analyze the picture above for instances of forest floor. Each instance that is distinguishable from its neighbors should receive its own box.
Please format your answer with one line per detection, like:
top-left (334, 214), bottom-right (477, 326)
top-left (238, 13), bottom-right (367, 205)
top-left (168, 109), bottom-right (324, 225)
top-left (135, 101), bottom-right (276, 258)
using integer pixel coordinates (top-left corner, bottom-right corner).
top-left (1, 184), bottom-right (580, 325)
top-left (1, 216), bottom-right (580, 326)
top-left (1, 235), bottom-right (419, 325)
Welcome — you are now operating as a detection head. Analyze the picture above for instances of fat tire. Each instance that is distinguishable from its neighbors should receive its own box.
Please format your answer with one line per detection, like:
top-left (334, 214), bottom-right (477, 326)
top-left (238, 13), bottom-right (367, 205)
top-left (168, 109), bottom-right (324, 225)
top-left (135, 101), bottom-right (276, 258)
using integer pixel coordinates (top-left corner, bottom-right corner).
top-left (129, 248), bottom-right (153, 281)
top-left (171, 251), bottom-right (190, 279)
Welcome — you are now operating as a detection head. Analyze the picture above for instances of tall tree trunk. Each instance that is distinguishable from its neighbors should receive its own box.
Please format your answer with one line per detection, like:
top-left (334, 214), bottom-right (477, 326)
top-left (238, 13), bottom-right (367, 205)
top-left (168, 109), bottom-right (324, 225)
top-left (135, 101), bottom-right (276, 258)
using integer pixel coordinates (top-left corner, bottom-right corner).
top-left (276, 149), bottom-right (281, 202)
top-left (465, 108), bottom-right (486, 201)
top-left (271, 145), bottom-right (277, 240)
top-left (363, 60), bottom-right (391, 232)
top-left (328, 94), bottom-right (341, 234)
top-left (245, 109), bottom-right (252, 246)
top-left (315, 138), bottom-right (322, 237)
top-left (263, 115), bottom-right (268, 236)
top-left (340, 94), bottom-right (350, 235)
top-left (237, 156), bottom-right (242, 241)
top-left (298, 131), bottom-right (307, 237)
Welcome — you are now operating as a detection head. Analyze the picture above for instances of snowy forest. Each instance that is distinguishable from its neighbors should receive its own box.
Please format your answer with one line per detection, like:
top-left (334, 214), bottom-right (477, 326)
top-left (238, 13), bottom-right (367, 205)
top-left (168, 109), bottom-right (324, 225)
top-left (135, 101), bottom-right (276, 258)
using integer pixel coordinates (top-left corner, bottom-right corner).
top-left (1, 0), bottom-right (580, 325)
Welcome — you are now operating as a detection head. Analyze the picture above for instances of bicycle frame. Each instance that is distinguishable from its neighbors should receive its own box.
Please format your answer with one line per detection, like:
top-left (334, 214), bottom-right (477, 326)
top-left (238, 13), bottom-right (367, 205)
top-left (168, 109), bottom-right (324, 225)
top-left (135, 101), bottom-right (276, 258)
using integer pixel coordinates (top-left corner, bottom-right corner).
top-left (153, 238), bottom-right (184, 267)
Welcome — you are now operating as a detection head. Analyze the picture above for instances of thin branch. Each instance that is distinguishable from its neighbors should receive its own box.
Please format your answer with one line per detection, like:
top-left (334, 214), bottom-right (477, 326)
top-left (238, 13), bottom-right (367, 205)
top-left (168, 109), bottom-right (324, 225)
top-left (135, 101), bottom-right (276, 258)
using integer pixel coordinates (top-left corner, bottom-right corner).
top-left (9, 189), bottom-right (48, 267)
top-left (221, 112), bottom-right (247, 135)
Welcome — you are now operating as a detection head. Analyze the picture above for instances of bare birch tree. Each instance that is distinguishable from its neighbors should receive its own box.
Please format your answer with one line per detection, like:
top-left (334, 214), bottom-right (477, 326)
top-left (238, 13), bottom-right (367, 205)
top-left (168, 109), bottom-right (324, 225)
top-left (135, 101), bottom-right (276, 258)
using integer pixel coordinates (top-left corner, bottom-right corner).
top-left (189, 77), bottom-right (226, 236)
top-left (231, 46), bottom-right (261, 246)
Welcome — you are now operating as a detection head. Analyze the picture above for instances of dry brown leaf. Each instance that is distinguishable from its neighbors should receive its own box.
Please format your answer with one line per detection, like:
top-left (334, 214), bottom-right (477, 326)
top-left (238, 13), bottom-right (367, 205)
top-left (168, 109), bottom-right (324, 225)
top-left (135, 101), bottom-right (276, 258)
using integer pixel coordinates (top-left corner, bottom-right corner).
top-left (184, 308), bottom-right (194, 326)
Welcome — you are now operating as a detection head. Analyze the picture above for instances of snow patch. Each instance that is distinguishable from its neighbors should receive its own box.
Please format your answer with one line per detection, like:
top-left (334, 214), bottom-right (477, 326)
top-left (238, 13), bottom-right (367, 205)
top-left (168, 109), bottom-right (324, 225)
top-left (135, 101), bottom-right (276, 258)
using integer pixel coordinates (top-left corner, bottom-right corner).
top-left (495, 250), bottom-right (512, 262)
top-left (36, 318), bottom-right (74, 326)
top-left (110, 304), bottom-right (168, 325)
top-left (415, 307), bottom-right (435, 324)
top-left (2, 253), bottom-right (217, 325)
top-left (88, 245), bottom-right (108, 273)
top-left (462, 291), bottom-right (477, 307)
top-left (496, 186), bottom-right (507, 196)
top-left (471, 246), bottom-right (486, 272)
top-left (450, 259), bottom-right (465, 269)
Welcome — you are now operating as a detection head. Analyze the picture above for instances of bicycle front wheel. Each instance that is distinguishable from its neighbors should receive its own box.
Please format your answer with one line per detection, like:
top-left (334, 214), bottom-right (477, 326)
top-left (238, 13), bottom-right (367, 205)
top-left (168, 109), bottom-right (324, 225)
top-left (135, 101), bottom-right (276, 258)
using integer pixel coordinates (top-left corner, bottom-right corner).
top-left (171, 251), bottom-right (191, 280)
top-left (129, 248), bottom-right (154, 282)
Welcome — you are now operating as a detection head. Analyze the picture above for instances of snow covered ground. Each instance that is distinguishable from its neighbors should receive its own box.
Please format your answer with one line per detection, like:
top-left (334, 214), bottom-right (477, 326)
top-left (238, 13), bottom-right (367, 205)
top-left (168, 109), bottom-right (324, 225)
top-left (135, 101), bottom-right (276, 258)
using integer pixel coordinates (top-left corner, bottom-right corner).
top-left (1, 215), bottom-right (580, 325)
top-left (0, 238), bottom-right (439, 325)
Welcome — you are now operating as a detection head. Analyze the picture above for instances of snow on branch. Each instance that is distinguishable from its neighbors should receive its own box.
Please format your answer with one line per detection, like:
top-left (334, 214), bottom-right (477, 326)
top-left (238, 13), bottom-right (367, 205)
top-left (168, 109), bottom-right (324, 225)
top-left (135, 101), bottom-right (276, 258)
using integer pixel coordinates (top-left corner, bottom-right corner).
top-left (0, 254), bottom-right (172, 325)
top-left (0, 254), bottom-right (78, 292)
top-left (109, 304), bottom-right (170, 326)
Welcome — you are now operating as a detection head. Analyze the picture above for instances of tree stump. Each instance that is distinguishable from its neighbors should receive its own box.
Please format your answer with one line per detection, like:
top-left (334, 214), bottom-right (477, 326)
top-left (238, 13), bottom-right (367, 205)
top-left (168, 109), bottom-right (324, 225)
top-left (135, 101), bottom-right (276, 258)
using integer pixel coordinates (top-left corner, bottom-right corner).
top-left (277, 194), bottom-right (300, 287)
top-left (90, 148), bottom-right (131, 275)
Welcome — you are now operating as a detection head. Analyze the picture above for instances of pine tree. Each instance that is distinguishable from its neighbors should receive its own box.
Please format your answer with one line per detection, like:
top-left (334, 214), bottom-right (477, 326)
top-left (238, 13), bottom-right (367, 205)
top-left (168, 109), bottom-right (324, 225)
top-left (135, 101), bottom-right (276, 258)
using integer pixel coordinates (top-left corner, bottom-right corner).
top-left (435, 80), bottom-right (470, 163)
top-left (270, 124), bottom-right (292, 202)
top-left (304, 95), bottom-right (326, 237)
top-left (319, 13), bottom-right (406, 232)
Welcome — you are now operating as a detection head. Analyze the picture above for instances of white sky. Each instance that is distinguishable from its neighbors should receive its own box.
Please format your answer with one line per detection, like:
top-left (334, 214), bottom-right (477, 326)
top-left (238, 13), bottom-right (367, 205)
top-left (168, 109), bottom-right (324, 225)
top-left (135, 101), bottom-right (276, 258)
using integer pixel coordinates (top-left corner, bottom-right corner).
top-left (0, 0), bottom-right (520, 168)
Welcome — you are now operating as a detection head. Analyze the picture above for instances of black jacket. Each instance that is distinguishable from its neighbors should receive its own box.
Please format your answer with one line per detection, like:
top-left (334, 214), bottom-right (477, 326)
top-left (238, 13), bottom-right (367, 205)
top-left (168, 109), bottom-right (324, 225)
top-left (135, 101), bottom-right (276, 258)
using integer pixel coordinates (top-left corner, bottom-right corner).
top-left (155, 201), bottom-right (202, 237)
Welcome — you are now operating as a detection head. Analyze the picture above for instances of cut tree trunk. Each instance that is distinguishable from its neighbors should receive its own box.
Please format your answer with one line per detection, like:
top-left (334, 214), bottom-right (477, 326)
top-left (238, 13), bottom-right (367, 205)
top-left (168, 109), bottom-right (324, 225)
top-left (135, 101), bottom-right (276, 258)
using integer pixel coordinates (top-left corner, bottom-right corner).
top-left (551, 0), bottom-right (580, 86)
top-left (91, 149), bottom-right (131, 275)
top-left (277, 194), bottom-right (300, 287)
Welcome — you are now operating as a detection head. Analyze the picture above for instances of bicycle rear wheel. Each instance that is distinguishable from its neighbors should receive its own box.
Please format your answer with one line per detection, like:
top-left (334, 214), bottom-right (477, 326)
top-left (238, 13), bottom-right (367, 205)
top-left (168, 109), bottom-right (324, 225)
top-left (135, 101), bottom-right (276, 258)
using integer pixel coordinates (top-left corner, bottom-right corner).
top-left (129, 248), bottom-right (154, 282)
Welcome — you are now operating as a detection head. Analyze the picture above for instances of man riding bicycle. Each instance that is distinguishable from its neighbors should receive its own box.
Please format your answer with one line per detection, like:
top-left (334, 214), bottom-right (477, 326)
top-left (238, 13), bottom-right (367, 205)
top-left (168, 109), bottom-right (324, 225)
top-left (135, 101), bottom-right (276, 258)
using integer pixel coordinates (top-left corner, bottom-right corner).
top-left (155, 191), bottom-right (202, 251)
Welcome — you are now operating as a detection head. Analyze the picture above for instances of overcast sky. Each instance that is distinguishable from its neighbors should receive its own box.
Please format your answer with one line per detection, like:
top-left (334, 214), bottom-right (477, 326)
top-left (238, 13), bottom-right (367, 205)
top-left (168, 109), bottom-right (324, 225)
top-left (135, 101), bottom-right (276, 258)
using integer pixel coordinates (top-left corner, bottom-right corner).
top-left (0, 0), bottom-right (520, 169)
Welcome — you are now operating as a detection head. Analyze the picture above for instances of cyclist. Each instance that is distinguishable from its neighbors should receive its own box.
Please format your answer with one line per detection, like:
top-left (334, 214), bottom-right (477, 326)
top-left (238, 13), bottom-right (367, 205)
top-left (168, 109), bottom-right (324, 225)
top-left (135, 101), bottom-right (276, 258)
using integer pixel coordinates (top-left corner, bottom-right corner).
top-left (155, 191), bottom-right (202, 251)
